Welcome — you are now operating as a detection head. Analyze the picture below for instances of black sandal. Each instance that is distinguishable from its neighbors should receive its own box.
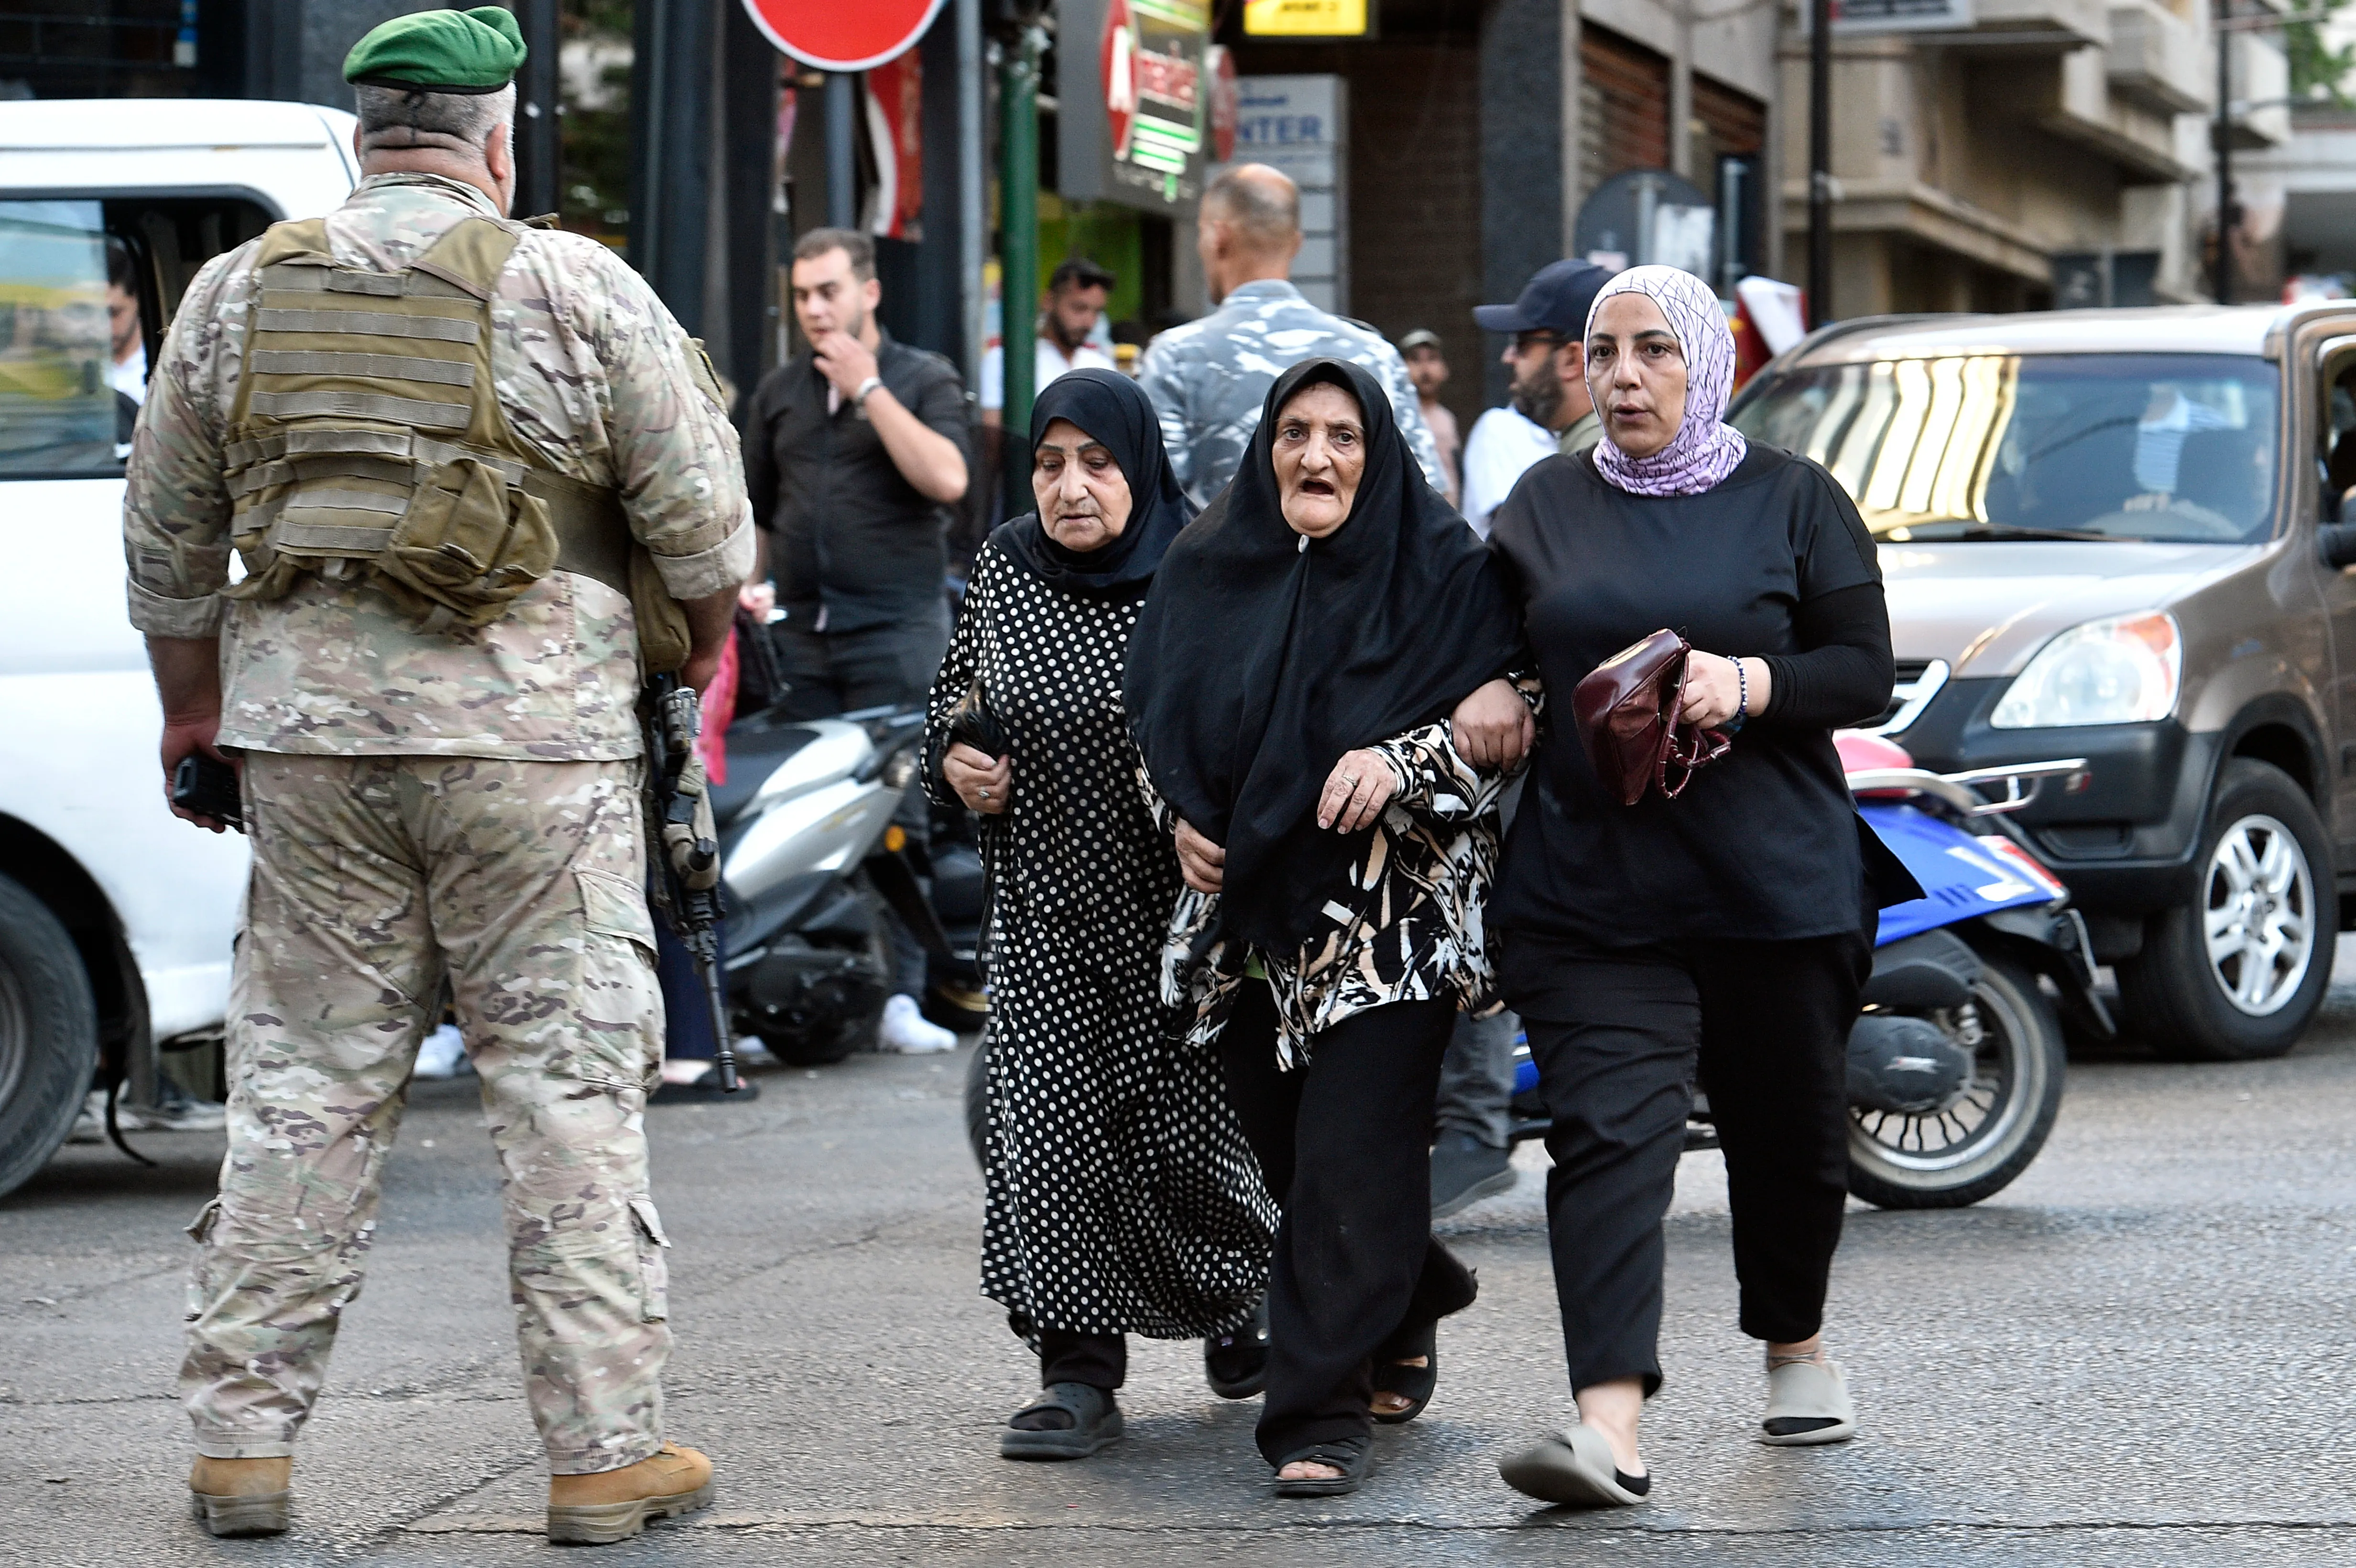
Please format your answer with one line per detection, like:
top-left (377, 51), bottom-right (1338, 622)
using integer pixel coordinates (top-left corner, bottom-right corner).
top-left (1203, 1297), bottom-right (1269, 1400)
top-left (1272, 1436), bottom-right (1375, 1498)
top-left (1000, 1381), bottom-right (1123, 1460)
top-left (1370, 1320), bottom-right (1438, 1425)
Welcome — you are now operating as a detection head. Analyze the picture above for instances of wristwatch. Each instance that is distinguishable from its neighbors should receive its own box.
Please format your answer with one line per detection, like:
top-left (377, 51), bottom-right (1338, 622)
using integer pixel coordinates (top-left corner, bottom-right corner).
top-left (851, 375), bottom-right (884, 408)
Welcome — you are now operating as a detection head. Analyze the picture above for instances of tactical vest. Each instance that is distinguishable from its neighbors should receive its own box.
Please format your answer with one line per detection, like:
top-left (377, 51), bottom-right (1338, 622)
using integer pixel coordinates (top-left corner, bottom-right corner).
top-left (221, 214), bottom-right (690, 669)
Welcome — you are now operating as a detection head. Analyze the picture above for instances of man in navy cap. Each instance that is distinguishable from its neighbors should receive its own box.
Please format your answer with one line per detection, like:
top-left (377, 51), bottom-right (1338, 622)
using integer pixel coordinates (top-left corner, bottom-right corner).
top-left (1457, 260), bottom-right (1614, 538)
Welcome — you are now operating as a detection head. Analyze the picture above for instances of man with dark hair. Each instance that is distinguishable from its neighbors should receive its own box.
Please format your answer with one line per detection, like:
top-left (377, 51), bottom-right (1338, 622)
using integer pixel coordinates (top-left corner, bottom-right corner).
top-left (104, 238), bottom-right (146, 405)
top-left (1139, 163), bottom-right (1444, 506)
top-left (130, 7), bottom-right (750, 1543)
top-left (742, 226), bottom-right (971, 1055)
top-left (980, 255), bottom-right (1116, 426)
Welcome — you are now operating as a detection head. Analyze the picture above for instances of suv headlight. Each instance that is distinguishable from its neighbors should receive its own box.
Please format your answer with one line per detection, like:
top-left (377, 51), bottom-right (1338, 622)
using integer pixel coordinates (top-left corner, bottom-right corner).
top-left (1990, 611), bottom-right (2181, 729)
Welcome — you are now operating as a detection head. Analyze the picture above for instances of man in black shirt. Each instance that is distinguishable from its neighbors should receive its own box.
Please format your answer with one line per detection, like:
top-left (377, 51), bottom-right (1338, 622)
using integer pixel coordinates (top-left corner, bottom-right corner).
top-left (746, 228), bottom-right (970, 710)
top-left (742, 228), bottom-right (971, 1054)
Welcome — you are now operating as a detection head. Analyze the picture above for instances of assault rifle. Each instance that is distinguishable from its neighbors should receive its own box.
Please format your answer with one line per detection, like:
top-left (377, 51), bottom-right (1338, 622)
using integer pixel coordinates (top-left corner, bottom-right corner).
top-left (644, 671), bottom-right (738, 1093)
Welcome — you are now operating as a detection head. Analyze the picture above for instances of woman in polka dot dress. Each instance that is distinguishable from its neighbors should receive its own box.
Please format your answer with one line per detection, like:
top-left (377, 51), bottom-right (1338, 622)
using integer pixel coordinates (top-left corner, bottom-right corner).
top-left (924, 370), bottom-right (1277, 1461)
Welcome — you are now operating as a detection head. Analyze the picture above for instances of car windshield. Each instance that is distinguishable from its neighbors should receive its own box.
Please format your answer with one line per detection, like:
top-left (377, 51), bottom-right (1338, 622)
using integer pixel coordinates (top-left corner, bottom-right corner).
top-left (0, 199), bottom-right (121, 479)
top-left (1730, 352), bottom-right (2279, 544)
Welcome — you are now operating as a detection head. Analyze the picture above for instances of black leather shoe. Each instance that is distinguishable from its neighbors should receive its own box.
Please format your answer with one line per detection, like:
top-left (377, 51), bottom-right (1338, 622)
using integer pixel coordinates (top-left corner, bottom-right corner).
top-left (1204, 1297), bottom-right (1269, 1399)
top-left (1430, 1132), bottom-right (1514, 1218)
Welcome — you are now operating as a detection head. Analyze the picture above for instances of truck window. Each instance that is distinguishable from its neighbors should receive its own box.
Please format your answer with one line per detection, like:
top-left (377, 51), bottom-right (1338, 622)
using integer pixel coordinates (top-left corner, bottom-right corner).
top-left (1732, 353), bottom-right (2280, 545)
top-left (0, 199), bottom-right (116, 479)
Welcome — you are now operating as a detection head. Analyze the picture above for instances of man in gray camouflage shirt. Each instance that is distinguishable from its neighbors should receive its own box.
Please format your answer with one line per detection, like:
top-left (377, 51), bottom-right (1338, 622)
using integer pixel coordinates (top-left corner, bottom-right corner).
top-left (1139, 164), bottom-right (1445, 508)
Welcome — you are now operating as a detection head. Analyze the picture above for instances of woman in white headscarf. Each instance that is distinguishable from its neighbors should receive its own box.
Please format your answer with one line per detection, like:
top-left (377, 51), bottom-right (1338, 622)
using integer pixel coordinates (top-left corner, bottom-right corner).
top-left (1475, 266), bottom-right (1914, 1507)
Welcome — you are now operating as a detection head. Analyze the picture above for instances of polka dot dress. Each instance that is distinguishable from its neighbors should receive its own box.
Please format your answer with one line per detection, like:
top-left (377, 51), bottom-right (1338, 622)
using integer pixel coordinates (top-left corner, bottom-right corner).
top-left (925, 542), bottom-right (1276, 1341)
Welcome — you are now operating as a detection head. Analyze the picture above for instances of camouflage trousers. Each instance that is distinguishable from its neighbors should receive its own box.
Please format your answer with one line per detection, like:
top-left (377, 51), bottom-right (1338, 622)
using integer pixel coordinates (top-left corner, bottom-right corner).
top-left (180, 752), bottom-right (672, 1475)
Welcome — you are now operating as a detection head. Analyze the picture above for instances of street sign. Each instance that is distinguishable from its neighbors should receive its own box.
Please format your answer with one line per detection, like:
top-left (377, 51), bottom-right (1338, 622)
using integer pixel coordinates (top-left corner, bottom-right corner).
top-left (740, 0), bottom-right (946, 72)
top-left (1245, 0), bottom-right (1370, 36)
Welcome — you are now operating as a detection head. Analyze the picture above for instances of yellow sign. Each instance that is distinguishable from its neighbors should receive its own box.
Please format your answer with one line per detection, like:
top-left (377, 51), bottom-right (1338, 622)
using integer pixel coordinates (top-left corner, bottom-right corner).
top-left (1243, 0), bottom-right (1368, 37)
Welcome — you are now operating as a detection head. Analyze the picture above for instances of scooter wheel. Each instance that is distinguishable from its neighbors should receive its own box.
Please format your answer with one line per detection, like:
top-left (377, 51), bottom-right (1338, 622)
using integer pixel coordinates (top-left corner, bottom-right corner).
top-left (1845, 951), bottom-right (2065, 1210)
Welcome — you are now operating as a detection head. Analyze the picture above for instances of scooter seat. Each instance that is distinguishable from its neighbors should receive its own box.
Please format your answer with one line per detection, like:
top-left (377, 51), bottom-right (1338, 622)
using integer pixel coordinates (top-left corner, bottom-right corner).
top-left (711, 713), bottom-right (822, 828)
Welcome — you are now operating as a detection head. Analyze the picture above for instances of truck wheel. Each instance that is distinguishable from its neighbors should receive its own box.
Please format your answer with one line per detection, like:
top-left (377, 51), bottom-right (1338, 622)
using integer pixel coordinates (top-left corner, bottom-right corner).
top-left (1846, 950), bottom-right (2065, 1209)
top-left (2117, 759), bottom-right (2332, 1061)
top-left (0, 874), bottom-right (99, 1200)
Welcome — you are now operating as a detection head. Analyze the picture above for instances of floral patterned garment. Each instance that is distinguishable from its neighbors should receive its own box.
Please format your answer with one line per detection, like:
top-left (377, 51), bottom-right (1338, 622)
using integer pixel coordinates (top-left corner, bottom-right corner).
top-left (1144, 676), bottom-right (1542, 1068)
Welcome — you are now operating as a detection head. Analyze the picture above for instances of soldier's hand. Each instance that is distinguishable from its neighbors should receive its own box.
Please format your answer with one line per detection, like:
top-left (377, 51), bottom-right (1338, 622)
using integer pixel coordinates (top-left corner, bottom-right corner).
top-left (812, 330), bottom-right (881, 399)
top-left (161, 713), bottom-right (238, 835)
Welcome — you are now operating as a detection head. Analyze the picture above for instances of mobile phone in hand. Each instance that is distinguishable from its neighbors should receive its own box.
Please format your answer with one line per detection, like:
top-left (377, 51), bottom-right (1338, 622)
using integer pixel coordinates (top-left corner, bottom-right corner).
top-left (170, 753), bottom-right (245, 832)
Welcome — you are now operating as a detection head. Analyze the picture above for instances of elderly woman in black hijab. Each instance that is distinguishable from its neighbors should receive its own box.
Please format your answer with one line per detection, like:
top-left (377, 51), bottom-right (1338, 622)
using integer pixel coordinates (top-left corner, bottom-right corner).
top-left (924, 368), bottom-right (1276, 1463)
top-left (1126, 359), bottom-right (1529, 1497)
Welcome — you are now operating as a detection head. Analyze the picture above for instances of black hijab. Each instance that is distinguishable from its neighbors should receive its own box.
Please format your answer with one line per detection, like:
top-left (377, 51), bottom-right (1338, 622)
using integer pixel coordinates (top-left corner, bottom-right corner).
top-left (988, 368), bottom-right (1193, 595)
top-left (1124, 358), bottom-right (1522, 950)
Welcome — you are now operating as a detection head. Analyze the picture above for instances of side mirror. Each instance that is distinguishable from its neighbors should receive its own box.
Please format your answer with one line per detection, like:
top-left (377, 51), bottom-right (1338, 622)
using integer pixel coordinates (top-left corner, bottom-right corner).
top-left (2321, 523), bottom-right (2356, 570)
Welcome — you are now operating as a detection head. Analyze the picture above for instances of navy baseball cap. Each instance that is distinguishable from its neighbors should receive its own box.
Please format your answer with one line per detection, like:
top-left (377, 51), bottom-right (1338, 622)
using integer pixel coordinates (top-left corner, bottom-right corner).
top-left (1473, 259), bottom-right (1616, 338)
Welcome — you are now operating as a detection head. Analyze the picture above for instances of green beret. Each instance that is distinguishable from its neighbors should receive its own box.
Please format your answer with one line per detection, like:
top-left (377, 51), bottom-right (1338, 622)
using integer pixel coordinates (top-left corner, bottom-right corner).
top-left (344, 7), bottom-right (525, 95)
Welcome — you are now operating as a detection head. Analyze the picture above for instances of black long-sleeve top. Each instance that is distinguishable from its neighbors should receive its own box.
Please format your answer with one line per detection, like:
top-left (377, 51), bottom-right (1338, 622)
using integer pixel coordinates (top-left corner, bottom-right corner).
top-left (1486, 443), bottom-right (1894, 945)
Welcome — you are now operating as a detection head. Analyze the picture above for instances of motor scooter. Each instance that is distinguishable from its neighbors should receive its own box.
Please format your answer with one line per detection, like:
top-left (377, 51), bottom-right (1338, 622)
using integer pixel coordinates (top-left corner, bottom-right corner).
top-left (1508, 733), bottom-right (2104, 1209)
top-left (711, 704), bottom-right (982, 1064)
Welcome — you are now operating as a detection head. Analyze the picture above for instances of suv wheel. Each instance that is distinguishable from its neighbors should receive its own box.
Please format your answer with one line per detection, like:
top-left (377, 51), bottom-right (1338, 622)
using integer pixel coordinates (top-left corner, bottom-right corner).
top-left (0, 873), bottom-right (100, 1198)
top-left (2117, 759), bottom-right (2333, 1061)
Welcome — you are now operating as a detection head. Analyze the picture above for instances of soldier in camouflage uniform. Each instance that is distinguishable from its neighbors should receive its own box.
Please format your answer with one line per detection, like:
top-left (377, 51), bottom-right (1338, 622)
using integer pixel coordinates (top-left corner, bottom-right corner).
top-left (1138, 163), bottom-right (1445, 509)
top-left (123, 9), bottom-right (750, 1546)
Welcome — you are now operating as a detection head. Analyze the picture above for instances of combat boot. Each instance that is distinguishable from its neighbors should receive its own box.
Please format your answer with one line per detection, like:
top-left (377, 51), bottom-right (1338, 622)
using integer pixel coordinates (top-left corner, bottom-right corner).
top-left (546, 1442), bottom-right (713, 1545)
top-left (189, 1455), bottom-right (292, 1537)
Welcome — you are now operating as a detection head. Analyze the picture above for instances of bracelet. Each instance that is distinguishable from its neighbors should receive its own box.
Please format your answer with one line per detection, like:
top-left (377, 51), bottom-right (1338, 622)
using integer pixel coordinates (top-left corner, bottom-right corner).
top-left (852, 375), bottom-right (883, 407)
top-left (1731, 659), bottom-right (1749, 731)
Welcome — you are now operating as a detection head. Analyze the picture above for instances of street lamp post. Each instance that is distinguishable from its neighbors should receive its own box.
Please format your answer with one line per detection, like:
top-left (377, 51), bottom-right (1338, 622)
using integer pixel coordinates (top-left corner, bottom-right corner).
top-left (999, 25), bottom-right (1042, 453)
top-left (2214, 0), bottom-right (2236, 305)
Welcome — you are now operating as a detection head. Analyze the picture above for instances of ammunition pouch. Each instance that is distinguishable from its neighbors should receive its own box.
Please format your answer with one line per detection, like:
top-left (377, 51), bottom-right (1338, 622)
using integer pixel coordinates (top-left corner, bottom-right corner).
top-left (222, 214), bottom-right (692, 670)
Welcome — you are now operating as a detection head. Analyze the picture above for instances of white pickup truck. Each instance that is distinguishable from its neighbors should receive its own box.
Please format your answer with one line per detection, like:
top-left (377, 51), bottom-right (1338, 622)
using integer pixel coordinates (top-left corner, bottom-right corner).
top-left (0, 100), bottom-right (357, 1196)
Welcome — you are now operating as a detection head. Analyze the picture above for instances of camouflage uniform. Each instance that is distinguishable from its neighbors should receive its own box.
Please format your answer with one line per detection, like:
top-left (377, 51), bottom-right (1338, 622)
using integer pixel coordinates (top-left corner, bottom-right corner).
top-left (124, 172), bottom-right (753, 1473)
top-left (1136, 279), bottom-right (1445, 509)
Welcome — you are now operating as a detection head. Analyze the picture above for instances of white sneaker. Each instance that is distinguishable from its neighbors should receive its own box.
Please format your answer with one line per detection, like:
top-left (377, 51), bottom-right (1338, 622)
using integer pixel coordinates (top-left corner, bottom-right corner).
top-left (876, 994), bottom-right (957, 1054)
top-left (413, 1023), bottom-right (469, 1080)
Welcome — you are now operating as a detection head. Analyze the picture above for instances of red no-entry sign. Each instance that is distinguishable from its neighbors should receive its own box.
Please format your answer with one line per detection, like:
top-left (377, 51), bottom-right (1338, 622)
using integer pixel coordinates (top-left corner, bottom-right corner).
top-left (741, 0), bottom-right (946, 72)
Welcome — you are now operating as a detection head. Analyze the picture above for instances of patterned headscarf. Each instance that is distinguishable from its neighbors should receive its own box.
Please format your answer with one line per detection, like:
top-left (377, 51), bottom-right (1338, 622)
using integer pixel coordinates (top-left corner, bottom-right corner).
top-left (1585, 264), bottom-right (1747, 497)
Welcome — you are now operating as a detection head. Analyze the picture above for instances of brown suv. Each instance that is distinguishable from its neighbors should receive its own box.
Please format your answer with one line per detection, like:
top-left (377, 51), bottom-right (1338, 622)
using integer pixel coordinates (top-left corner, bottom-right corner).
top-left (1730, 303), bottom-right (2356, 1061)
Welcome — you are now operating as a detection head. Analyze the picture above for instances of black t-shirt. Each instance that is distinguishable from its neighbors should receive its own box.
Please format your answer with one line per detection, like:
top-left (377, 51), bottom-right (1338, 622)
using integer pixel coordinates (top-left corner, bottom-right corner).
top-left (743, 330), bottom-right (972, 635)
top-left (1487, 442), bottom-right (1891, 945)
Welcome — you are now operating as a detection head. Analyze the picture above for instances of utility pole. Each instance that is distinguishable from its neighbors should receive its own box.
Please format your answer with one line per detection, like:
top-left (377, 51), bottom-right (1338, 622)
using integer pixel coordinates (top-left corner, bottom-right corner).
top-left (513, 0), bottom-right (561, 220)
top-left (1808, 0), bottom-right (1832, 327)
top-left (1000, 24), bottom-right (1042, 448)
top-left (2214, 0), bottom-right (2237, 305)
top-left (826, 71), bottom-right (859, 231)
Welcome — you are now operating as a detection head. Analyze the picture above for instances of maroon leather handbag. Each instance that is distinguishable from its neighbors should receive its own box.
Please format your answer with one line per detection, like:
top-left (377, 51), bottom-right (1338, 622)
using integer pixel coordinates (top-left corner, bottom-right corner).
top-left (1571, 629), bottom-right (1734, 806)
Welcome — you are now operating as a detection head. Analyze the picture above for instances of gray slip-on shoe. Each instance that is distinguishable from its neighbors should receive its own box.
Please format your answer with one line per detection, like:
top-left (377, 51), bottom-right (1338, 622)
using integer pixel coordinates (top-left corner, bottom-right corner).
top-left (1498, 1423), bottom-right (1652, 1507)
top-left (1760, 1358), bottom-right (1856, 1446)
top-left (1001, 1381), bottom-right (1124, 1460)
top-left (1430, 1132), bottom-right (1516, 1219)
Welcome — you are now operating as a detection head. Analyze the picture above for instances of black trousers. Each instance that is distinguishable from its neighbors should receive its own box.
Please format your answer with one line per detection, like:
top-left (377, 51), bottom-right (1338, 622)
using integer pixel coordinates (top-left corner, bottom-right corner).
top-left (771, 600), bottom-right (953, 720)
top-left (1217, 984), bottom-right (1478, 1463)
top-left (1499, 922), bottom-right (1872, 1397)
top-left (1037, 1329), bottom-right (1125, 1391)
top-left (772, 604), bottom-right (952, 995)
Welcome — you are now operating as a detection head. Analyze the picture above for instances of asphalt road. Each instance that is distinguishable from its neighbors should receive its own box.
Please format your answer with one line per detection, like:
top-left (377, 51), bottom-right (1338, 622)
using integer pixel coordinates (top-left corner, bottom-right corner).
top-left (9, 947), bottom-right (2356, 1568)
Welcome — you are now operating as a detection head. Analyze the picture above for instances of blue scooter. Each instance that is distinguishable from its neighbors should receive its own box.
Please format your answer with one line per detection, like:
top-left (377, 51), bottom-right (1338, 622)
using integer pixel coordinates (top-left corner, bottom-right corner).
top-left (1509, 733), bottom-right (2103, 1209)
